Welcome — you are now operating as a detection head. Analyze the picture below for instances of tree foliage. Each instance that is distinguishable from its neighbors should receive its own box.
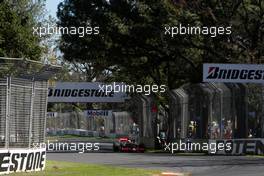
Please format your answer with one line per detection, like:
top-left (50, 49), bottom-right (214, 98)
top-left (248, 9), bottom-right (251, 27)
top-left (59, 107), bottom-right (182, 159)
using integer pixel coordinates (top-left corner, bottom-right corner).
top-left (0, 0), bottom-right (46, 60)
top-left (57, 0), bottom-right (264, 89)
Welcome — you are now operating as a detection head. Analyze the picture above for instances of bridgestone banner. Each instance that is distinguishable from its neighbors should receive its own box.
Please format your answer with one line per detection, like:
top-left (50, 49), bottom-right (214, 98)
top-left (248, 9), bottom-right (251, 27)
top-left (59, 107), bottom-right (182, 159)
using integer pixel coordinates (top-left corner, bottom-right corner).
top-left (48, 82), bottom-right (129, 103)
top-left (209, 139), bottom-right (264, 155)
top-left (203, 63), bottom-right (264, 83)
top-left (0, 148), bottom-right (46, 175)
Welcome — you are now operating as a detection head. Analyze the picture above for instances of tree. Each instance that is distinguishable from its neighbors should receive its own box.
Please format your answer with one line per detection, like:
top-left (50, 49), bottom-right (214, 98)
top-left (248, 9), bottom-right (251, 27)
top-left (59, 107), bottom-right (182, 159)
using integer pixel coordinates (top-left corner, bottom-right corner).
top-left (0, 0), bottom-right (46, 60)
top-left (57, 0), bottom-right (194, 88)
top-left (58, 0), bottom-right (264, 87)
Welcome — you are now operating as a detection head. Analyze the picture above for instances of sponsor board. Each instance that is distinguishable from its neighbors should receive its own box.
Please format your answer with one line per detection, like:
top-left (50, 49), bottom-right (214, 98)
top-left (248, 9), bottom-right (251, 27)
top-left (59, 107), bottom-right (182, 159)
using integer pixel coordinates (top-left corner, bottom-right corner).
top-left (84, 110), bottom-right (112, 118)
top-left (203, 63), bottom-right (264, 83)
top-left (47, 112), bottom-right (58, 118)
top-left (48, 82), bottom-right (129, 103)
top-left (0, 148), bottom-right (46, 175)
top-left (209, 139), bottom-right (264, 155)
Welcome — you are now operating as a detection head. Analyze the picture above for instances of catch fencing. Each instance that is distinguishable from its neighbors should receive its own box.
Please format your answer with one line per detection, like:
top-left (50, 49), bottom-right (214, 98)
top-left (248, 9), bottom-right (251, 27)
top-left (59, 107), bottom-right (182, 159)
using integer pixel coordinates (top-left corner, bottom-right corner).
top-left (169, 83), bottom-right (264, 140)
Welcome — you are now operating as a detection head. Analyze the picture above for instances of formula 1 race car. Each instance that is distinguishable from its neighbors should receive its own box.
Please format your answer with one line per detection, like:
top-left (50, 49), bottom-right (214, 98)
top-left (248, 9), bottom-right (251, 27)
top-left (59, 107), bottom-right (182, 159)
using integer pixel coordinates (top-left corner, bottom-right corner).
top-left (113, 137), bottom-right (145, 152)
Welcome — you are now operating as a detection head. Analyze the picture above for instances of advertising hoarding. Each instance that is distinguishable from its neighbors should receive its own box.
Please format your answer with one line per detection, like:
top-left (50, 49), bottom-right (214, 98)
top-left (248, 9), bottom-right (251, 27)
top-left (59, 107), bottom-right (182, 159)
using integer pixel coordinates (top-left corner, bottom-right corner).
top-left (84, 110), bottom-right (113, 118)
top-left (209, 139), bottom-right (264, 155)
top-left (203, 63), bottom-right (264, 83)
top-left (48, 82), bottom-right (129, 103)
top-left (0, 148), bottom-right (46, 175)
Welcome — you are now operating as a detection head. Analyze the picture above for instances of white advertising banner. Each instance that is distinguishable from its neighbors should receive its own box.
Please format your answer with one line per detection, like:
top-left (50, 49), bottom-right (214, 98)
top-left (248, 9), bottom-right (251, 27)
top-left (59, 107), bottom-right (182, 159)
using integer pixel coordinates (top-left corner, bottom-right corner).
top-left (84, 110), bottom-right (112, 118)
top-left (209, 138), bottom-right (264, 155)
top-left (47, 112), bottom-right (58, 118)
top-left (48, 82), bottom-right (129, 103)
top-left (0, 148), bottom-right (46, 175)
top-left (203, 63), bottom-right (264, 83)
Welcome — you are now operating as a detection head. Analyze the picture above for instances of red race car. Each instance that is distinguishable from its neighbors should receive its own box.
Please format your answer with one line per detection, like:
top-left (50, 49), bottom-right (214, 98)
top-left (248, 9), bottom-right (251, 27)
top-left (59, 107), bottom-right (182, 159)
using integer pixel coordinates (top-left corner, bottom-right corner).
top-left (113, 137), bottom-right (145, 152)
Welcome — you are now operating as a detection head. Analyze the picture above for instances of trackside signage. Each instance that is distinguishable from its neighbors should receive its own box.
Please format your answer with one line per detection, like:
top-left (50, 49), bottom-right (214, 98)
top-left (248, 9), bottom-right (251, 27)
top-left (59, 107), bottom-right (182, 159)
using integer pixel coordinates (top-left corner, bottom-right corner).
top-left (209, 139), bottom-right (264, 155)
top-left (0, 148), bottom-right (46, 175)
top-left (48, 82), bottom-right (129, 103)
top-left (203, 64), bottom-right (264, 83)
top-left (84, 110), bottom-right (112, 118)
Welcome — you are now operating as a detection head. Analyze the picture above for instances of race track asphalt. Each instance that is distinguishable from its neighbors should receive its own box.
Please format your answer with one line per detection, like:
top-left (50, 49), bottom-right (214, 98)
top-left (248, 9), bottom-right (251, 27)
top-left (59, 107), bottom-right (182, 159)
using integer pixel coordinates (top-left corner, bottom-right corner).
top-left (47, 153), bottom-right (264, 176)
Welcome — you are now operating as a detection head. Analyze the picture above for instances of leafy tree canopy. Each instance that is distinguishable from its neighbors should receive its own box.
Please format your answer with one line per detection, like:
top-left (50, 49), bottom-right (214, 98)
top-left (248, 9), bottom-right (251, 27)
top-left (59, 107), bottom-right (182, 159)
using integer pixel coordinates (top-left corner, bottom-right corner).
top-left (57, 0), bottom-right (264, 89)
top-left (0, 0), bottom-right (46, 60)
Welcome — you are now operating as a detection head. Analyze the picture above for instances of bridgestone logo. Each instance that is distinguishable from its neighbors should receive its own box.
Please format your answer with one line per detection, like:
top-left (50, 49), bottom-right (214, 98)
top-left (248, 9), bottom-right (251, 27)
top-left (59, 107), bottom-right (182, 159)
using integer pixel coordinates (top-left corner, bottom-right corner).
top-left (206, 67), bottom-right (264, 80)
top-left (203, 64), bottom-right (264, 83)
top-left (0, 150), bottom-right (46, 174)
top-left (48, 83), bottom-right (128, 103)
top-left (48, 89), bottom-right (114, 98)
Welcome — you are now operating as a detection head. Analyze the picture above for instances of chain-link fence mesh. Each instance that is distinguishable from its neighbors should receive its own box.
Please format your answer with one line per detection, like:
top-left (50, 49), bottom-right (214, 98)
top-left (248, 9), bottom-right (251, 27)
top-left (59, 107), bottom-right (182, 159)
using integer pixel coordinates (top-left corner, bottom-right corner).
top-left (0, 58), bottom-right (59, 149)
top-left (0, 78), bottom-right (7, 147)
top-left (0, 77), bottom-right (48, 148)
top-left (169, 83), bottom-right (264, 140)
top-left (32, 81), bottom-right (49, 146)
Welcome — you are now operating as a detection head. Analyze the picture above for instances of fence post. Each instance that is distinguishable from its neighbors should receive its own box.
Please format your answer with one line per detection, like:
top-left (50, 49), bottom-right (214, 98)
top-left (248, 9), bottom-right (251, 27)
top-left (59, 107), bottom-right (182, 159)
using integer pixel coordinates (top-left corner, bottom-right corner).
top-left (260, 84), bottom-right (264, 138)
top-left (43, 82), bottom-right (49, 144)
top-left (5, 76), bottom-right (11, 149)
top-left (28, 80), bottom-right (35, 148)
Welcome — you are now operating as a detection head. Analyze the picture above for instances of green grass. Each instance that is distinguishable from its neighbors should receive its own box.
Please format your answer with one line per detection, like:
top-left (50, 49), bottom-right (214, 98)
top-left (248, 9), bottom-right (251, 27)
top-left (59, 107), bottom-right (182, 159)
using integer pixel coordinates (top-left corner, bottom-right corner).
top-left (10, 160), bottom-right (160, 176)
